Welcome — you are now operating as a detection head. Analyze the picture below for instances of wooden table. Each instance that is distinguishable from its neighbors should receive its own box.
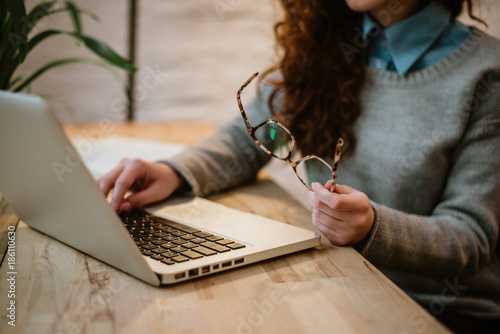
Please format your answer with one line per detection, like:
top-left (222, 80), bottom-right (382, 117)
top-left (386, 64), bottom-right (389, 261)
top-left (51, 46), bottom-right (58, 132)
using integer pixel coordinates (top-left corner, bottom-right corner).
top-left (0, 123), bottom-right (450, 334)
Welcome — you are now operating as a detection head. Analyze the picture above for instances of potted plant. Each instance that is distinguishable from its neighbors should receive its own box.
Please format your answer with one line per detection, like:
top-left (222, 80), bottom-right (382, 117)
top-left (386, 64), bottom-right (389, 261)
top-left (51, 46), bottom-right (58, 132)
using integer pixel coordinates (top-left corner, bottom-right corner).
top-left (0, 0), bottom-right (136, 204)
top-left (0, 0), bottom-right (136, 94)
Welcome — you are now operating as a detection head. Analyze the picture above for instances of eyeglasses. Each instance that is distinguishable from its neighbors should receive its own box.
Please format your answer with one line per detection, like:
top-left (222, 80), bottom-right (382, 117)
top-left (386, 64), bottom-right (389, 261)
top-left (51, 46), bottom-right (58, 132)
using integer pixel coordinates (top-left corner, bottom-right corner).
top-left (237, 72), bottom-right (344, 192)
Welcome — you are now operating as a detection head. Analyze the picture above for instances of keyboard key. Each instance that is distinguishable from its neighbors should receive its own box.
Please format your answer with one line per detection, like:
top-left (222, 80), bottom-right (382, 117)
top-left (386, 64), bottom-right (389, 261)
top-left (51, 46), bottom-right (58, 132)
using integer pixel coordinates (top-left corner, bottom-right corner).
top-left (161, 258), bottom-right (175, 265)
top-left (162, 235), bottom-right (179, 242)
top-left (141, 235), bottom-right (157, 241)
top-left (181, 234), bottom-right (196, 240)
top-left (135, 240), bottom-right (149, 246)
top-left (169, 223), bottom-right (200, 234)
top-left (159, 242), bottom-right (176, 249)
top-left (182, 242), bottom-right (199, 249)
top-left (170, 246), bottom-right (188, 253)
top-left (190, 237), bottom-right (207, 244)
top-left (192, 246), bottom-right (217, 256)
top-left (131, 230), bottom-right (145, 237)
top-left (206, 235), bottom-right (224, 241)
top-left (161, 251), bottom-right (179, 258)
top-left (151, 247), bottom-right (169, 254)
top-left (151, 239), bottom-right (168, 245)
top-left (150, 223), bottom-right (165, 229)
top-left (200, 242), bottom-right (230, 253)
top-left (181, 250), bottom-right (204, 259)
top-left (152, 217), bottom-right (201, 233)
top-left (141, 244), bottom-right (156, 250)
top-left (139, 217), bottom-right (153, 224)
top-left (151, 254), bottom-right (164, 261)
top-left (171, 255), bottom-right (190, 263)
top-left (141, 250), bottom-right (154, 256)
top-left (171, 238), bottom-right (189, 245)
top-left (226, 242), bottom-right (245, 250)
top-left (216, 239), bottom-right (236, 245)
top-left (160, 226), bottom-right (178, 233)
top-left (153, 232), bottom-right (169, 238)
top-left (170, 230), bottom-right (187, 237)
top-left (194, 231), bottom-right (212, 238)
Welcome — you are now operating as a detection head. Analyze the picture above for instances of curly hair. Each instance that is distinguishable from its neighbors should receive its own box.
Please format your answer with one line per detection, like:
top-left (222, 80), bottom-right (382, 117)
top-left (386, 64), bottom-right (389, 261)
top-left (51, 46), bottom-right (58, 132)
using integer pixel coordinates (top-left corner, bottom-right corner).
top-left (261, 0), bottom-right (483, 158)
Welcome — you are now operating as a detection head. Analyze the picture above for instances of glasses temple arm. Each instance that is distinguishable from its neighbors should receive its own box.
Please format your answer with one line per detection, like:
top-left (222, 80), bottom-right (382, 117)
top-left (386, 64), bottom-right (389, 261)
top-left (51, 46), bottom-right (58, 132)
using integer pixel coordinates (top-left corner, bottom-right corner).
top-left (330, 138), bottom-right (344, 193)
top-left (237, 72), bottom-right (259, 131)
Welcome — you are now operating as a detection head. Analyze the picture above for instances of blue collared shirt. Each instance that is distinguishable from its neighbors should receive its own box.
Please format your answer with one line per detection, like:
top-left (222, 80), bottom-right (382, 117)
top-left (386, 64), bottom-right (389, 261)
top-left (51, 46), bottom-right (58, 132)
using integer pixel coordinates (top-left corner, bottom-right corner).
top-left (363, 0), bottom-right (471, 76)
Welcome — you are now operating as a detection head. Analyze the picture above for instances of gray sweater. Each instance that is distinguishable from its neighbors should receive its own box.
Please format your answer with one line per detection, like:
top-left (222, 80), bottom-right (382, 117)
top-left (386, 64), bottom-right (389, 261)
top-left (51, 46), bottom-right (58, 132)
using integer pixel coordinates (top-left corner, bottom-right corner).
top-left (165, 28), bottom-right (500, 319)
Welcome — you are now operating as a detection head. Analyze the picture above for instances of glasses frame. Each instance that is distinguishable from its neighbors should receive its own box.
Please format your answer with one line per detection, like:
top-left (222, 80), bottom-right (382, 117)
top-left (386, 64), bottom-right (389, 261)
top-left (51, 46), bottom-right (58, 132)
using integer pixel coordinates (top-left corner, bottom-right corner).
top-left (237, 72), bottom-right (344, 192)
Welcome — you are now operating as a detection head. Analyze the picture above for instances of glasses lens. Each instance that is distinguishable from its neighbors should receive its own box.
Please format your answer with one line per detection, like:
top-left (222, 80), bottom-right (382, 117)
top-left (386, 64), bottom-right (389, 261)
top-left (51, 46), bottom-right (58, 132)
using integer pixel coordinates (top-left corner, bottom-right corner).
top-left (295, 157), bottom-right (333, 189)
top-left (254, 122), bottom-right (293, 159)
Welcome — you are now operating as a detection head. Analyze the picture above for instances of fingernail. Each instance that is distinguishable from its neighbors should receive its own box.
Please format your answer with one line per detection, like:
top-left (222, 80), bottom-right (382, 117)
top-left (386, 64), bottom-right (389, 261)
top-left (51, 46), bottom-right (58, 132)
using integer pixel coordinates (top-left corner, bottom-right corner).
top-left (120, 202), bottom-right (131, 212)
top-left (312, 182), bottom-right (317, 190)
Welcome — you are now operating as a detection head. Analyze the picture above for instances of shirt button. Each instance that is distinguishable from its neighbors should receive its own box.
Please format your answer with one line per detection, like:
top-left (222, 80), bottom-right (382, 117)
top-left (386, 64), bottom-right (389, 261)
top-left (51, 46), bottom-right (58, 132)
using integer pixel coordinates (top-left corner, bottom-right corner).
top-left (374, 59), bottom-right (384, 69)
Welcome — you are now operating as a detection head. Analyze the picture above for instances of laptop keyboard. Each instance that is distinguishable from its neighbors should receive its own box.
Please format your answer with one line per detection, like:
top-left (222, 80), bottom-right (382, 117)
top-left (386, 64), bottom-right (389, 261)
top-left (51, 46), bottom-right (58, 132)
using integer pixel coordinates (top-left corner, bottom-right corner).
top-left (118, 209), bottom-right (246, 265)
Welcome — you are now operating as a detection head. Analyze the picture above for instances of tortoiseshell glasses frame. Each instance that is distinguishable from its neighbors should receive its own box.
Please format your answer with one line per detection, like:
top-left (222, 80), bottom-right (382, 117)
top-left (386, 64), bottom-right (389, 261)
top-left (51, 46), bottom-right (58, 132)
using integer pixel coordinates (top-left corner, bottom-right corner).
top-left (236, 72), bottom-right (344, 192)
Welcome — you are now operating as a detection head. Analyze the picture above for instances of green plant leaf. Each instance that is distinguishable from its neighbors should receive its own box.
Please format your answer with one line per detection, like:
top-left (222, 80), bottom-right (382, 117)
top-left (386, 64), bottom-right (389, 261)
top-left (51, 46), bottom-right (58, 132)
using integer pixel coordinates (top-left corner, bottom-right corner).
top-left (0, 15), bottom-right (13, 59)
top-left (12, 57), bottom-right (129, 98)
top-left (8, 75), bottom-right (23, 89)
top-left (0, 16), bottom-right (17, 89)
top-left (26, 2), bottom-right (101, 36)
top-left (5, 0), bottom-right (28, 63)
top-left (26, 1), bottom-right (57, 34)
top-left (27, 30), bottom-right (137, 72)
top-left (76, 33), bottom-right (137, 72)
top-left (43, 7), bottom-right (101, 23)
top-left (80, 9), bottom-right (101, 23)
top-left (64, 1), bottom-right (83, 34)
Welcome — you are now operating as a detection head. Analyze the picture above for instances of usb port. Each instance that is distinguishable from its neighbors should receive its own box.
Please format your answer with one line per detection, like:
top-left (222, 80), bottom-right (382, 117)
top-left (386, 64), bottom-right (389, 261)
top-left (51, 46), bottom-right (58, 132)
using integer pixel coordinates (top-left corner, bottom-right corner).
top-left (222, 261), bottom-right (232, 268)
top-left (175, 273), bottom-right (186, 280)
top-left (234, 258), bottom-right (244, 265)
top-left (213, 264), bottom-right (219, 270)
top-left (201, 266), bottom-right (210, 274)
top-left (189, 269), bottom-right (199, 277)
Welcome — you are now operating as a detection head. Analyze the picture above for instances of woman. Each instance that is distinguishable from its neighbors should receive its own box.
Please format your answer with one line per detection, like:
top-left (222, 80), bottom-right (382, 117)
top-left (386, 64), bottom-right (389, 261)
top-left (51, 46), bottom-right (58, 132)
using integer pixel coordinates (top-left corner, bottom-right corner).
top-left (98, 0), bottom-right (500, 331)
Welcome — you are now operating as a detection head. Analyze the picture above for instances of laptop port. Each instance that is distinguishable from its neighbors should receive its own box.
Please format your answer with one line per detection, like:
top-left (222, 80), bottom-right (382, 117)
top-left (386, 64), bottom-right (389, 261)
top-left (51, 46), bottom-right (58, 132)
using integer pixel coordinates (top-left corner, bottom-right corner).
top-left (189, 269), bottom-right (199, 277)
top-left (175, 273), bottom-right (186, 280)
top-left (213, 264), bottom-right (219, 270)
top-left (234, 258), bottom-right (244, 265)
top-left (222, 261), bottom-right (232, 268)
top-left (201, 266), bottom-right (210, 274)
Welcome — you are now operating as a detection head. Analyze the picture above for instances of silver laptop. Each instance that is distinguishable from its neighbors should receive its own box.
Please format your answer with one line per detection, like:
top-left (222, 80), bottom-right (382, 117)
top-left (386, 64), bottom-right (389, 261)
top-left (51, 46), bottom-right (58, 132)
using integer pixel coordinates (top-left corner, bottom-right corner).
top-left (0, 90), bottom-right (320, 286)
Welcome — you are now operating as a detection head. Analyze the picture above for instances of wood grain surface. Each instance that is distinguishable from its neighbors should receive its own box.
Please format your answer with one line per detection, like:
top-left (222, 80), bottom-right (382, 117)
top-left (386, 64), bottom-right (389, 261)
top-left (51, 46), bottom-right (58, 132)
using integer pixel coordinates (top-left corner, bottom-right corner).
top-left (0, 123), bottom-right (450, 334)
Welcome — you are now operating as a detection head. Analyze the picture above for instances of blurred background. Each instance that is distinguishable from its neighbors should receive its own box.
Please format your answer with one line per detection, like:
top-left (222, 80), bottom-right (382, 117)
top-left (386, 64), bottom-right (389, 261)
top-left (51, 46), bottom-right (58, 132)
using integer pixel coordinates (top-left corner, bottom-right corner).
top-left (17, 0), bottom-right (500, 125)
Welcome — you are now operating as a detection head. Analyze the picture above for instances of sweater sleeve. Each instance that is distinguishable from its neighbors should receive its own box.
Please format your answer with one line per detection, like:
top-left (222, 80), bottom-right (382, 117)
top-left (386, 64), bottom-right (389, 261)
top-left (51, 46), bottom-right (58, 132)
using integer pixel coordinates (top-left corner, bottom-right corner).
top-left (160, 88), bottom-right (274, 197)
top-left (358, 71), bottom-right (500, 278)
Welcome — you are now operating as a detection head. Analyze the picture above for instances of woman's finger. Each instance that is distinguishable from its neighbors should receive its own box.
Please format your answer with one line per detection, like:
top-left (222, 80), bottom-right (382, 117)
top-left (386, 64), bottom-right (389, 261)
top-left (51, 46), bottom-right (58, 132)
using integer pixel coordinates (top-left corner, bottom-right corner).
top-left (97, 163), bottom-right (125, 196)
top-left (312, 182), bottom-right (354, 211)
top-left (306, 191), bottom-right (341, 218)
top-left (120, 182), bottom-right (167, 211)
top-left (311, 213), bottom-right (348, 245)
top-left (110, 165), bottom-right (145, 211)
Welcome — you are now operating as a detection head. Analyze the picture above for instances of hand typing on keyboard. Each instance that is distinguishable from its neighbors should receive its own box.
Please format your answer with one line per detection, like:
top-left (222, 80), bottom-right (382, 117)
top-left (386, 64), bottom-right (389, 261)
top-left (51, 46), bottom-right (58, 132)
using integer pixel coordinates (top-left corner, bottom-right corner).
top-left (97, 159), bottom-right (184, 212)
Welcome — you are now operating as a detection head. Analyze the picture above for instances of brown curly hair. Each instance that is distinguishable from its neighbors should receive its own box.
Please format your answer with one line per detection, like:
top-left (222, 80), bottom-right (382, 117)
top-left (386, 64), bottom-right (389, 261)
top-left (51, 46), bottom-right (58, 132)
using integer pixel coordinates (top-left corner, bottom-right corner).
top-left (261, 0), bottom-right (483, 158)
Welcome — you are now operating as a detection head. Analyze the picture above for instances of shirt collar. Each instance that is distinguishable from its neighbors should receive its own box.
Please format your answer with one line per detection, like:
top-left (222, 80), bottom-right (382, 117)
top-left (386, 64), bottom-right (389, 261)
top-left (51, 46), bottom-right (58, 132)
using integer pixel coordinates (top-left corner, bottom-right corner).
top-left (363, 1), bottom-right (452, 76)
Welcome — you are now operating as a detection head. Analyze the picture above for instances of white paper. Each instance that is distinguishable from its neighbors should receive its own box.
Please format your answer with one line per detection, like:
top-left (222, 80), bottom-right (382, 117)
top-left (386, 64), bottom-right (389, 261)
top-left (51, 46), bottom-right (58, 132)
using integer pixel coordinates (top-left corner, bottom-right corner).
top-left (72, 136), bottom-right (186, 179)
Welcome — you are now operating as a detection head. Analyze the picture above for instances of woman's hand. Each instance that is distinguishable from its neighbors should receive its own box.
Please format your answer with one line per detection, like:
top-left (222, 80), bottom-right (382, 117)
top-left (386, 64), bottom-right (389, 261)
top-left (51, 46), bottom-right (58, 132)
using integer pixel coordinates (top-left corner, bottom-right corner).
top-left (97, 159), bottom-right (183, 212)
top-left (305, 181), bottom-right (375, 245)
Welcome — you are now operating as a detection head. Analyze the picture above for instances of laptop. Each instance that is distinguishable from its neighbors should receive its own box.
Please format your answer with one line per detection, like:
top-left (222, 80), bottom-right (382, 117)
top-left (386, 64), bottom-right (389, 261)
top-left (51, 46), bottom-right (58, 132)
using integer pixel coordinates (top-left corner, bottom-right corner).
top-left (0, 90), bottom-right (320, 286)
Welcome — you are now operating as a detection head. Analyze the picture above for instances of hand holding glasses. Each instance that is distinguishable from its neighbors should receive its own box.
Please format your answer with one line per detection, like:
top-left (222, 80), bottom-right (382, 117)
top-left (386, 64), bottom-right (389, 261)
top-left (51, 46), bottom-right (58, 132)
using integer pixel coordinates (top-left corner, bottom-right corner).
top-left (237, 72), bottom-right (344, 192)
